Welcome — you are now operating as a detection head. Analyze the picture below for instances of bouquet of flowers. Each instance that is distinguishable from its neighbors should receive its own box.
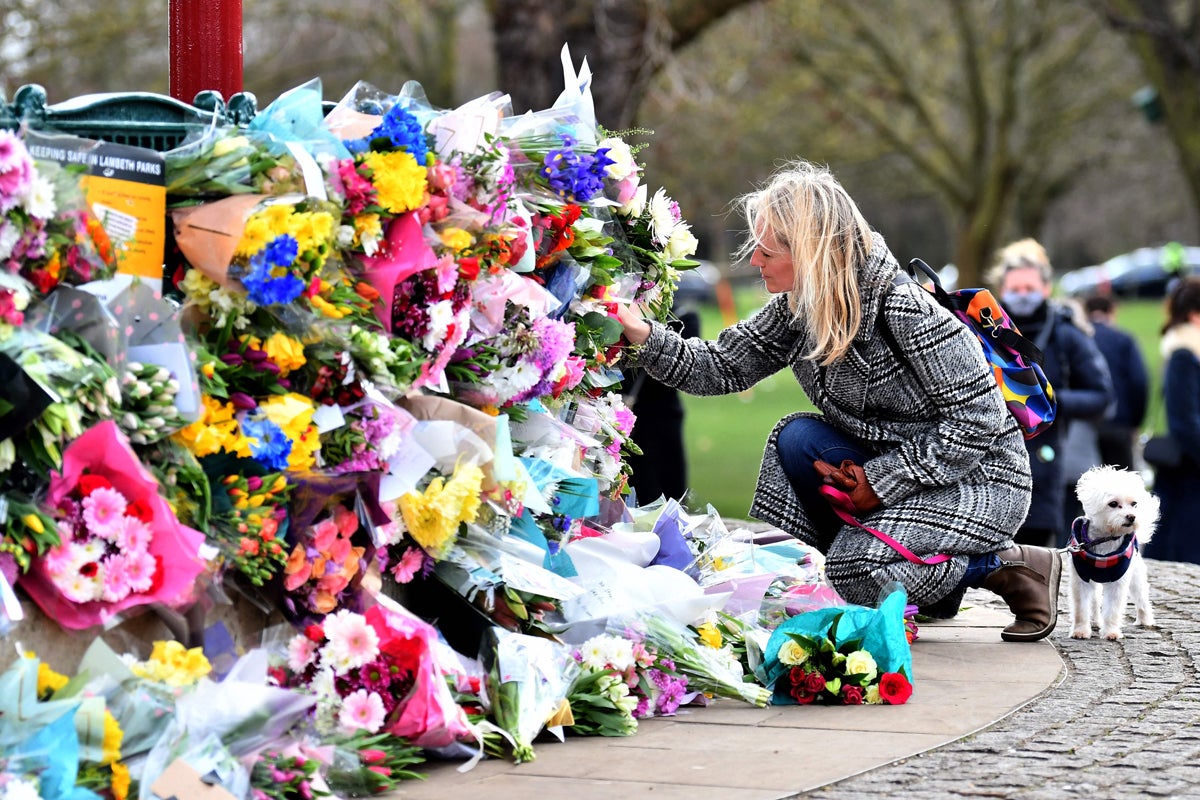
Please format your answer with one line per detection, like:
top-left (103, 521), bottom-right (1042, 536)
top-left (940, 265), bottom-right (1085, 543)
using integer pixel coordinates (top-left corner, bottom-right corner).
top-left (566, 631), bottom-right (692, 736)
top-left (278, 601), bottom-right (474, 748)
top-left (19, 421), bottom-right (207, 629)
top-left (282, 498), bottom-right (370, 619)
top-left (0, 129), bottom-right (117, 296)
top-left (483, 627), bottom-right (580, 763)
top-left (612, 611), bottom-right (771, 708)
top-left (760, 587), bottom-right (914, 706)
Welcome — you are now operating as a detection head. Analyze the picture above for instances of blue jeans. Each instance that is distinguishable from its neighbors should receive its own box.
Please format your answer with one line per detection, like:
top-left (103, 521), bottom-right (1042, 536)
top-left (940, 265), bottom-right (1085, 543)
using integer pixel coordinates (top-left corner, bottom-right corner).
top-left (778, 415), bottom-right (998, 598)
top-left (776, 416), bottom-right (872, 541)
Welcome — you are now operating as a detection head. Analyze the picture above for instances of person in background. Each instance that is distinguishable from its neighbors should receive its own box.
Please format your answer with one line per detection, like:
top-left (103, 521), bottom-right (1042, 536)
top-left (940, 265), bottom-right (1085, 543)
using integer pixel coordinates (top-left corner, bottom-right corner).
top-left (1142, 277), bottom-right (1200, 564)
top-left (617, 159), bottom-right (1061, 642)
top-left (624, 299), bottom-right (702, 504)
top-left (1083, 294), bottom-right (1149, 470)
top-left (1058, 294), bottom-right (1149, 536)
top-left (988, 239), bottom-right (1114, 549)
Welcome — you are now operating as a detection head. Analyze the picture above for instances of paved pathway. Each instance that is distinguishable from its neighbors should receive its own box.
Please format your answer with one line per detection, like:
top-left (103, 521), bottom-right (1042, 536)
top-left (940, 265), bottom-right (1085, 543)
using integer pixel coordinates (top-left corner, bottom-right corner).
top-left (394, 556), bottom-right (1200, 800)
top-left (814, 557), bottom-right (1200, 799)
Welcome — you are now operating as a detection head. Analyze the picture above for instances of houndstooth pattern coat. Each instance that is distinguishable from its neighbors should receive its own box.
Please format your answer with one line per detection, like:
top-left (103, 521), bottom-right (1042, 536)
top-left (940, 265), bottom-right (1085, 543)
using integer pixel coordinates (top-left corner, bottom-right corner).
top-left (628, 233), bottom-right (1032, 606)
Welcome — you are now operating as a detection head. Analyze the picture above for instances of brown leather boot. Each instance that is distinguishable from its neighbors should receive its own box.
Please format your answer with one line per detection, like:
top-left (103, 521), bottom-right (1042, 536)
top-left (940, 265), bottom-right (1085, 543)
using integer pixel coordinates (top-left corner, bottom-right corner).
top-left (981, 545), bottom-right (1062, 642)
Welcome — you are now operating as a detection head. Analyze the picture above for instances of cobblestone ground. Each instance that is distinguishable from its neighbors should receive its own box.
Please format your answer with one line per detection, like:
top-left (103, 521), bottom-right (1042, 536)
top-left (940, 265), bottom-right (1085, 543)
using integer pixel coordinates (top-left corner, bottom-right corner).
top-left (808, 558), bottom-right (1200, 799)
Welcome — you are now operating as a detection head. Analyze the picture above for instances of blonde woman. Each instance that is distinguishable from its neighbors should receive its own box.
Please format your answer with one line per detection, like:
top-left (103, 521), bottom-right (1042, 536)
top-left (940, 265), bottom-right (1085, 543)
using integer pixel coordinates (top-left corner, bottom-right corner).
top-left (617, 159), bottom-right (1060, 641)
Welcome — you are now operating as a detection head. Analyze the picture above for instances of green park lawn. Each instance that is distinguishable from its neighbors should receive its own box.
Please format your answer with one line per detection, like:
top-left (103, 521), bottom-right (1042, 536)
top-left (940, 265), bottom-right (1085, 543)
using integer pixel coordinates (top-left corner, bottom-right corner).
top-left (676, 289), bottom-right (1169, 518)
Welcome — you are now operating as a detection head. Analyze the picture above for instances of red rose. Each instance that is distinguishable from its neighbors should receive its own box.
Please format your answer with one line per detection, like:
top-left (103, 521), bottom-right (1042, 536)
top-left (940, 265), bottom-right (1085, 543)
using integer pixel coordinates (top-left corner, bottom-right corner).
top-left (841, 685), bottom-right (864, 705)
top-left (125, 498), bottom-right (155, 523)
top-left (457, 256), bottom-right (481, 281)
top-left (790, 685), bottom-right (816, 705)
top-left (788, 666), bottom-right (807, 686)
top-left (803, 670), bottom-right (827, 695)
top-left (304, 624), bottom-right (325, 643)
top-left (77, 473), bottom-right (113, 497)
top-left (879, 672), bottom-right (913, 705)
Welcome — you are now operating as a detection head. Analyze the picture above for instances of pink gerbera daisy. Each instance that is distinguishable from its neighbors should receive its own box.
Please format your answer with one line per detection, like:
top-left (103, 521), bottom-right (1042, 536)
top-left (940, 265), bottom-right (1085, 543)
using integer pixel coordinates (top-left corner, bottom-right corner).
top-left (123, 550), bottom-right (158, 593)
top-left (320, 609), bottom-right (380, 674)
top-left (117, 516), bottom-right (153, 552)
top-left (100, 553), bottom-right (133, 603)
top-left (338, 688), bottom-right (386, 734)
top-left (81, 486), bottom-right (129, 540)
top-left (287, 634), bottom-right (319, 673)
top-left (389, 546), bottom-right (424, 584)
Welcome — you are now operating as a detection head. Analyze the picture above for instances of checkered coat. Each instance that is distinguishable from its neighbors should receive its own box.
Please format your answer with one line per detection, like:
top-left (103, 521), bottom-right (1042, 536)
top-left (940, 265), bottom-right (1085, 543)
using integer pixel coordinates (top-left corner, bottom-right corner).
top-left (628, 233), bottom-right (1032, 605)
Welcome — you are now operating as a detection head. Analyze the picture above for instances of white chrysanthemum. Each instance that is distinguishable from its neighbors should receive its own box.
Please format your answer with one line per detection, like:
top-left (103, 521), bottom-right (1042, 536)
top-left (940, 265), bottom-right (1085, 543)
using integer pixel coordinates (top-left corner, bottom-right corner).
top-left (21, 173), bottom-right (57, 219)
top-left (604, 635), bottom-right (635, 672)
top-left (491, 361), bottom-right (540, 404)
top-left (647, 188), bottom-right (677, 245)
top-left (422, 299), bottom-right (456, 352)
top-left (579, 635), bottom-right (611, 670)
top-left (599, 137), bottom-right (638, 181)
top-left (665, 224), bottom-right (699, 262)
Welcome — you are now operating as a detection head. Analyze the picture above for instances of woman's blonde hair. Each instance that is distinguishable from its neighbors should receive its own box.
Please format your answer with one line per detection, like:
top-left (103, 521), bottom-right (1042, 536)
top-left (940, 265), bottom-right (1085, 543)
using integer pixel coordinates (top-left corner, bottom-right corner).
top-left (987, 238), bottom-right (1054, 289)
top-left (734, 159), bottom-right (873, 365)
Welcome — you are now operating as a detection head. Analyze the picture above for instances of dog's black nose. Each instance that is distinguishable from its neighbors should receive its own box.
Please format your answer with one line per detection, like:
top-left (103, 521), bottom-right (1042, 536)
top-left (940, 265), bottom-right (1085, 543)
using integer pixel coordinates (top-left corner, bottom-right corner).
top-left (1125, 514), bottom-right (1136, 526)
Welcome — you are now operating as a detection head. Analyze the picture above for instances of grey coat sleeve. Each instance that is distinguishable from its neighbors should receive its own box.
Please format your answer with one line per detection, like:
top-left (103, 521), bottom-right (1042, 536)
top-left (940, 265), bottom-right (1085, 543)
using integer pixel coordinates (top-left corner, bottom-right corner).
top-left (625, 295), bottom-right (801, 396)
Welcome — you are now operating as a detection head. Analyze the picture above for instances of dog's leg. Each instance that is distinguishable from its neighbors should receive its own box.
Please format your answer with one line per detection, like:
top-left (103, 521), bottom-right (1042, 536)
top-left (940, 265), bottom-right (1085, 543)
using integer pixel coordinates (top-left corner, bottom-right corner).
top-left (1130, 556), bottom-right (1156, 628)
top-left (1100, 577), bottom-right (1131, 640)
top-left (1070, 569), bottom-right (1093, 639)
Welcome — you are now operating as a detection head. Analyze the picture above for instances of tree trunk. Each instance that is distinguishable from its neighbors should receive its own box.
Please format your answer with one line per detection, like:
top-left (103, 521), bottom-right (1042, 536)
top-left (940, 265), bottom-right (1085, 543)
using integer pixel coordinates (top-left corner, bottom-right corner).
top-left (1096, 0), bottom-right (1200, 223)
top-left (488, 0), bottom-right (756, 129)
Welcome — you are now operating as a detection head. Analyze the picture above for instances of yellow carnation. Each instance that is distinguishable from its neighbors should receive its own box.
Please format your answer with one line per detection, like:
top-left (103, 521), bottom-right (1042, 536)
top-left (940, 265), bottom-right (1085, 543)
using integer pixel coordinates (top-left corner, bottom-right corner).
top-left (37, 661), bottom-right (69, 697)
top-left (110, 762), bottom-right (132, 800)
top-left (439, 227), bottom-right (474, 253)
top-left (361, 150), bottom-right (427, 214)
top-left (100, 710), bottom-right (124, 765)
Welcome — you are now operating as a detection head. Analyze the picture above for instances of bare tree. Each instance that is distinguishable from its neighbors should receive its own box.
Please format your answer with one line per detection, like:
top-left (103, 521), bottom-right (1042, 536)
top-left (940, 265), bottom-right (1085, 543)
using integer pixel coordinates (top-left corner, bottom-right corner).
top-left (1090, 0), bottom-right (1200, 221)
top-left (770, 0), bottom-right (1135, 286)
top-left (487, 0), bottom-right (760, 130)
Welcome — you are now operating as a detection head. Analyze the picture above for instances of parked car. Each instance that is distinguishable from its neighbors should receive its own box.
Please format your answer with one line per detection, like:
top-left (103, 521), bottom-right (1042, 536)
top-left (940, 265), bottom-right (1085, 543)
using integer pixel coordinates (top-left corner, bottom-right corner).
top-left (673, 260), bottom-right (721, 305)
top-left (1059, 245), bottom-right (1200, 298)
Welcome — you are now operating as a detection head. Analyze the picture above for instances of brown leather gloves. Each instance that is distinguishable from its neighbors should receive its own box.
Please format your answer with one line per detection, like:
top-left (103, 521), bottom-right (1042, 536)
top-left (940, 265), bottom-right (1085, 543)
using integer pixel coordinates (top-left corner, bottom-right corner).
top-left (813, 459), bottom-right (883, 515)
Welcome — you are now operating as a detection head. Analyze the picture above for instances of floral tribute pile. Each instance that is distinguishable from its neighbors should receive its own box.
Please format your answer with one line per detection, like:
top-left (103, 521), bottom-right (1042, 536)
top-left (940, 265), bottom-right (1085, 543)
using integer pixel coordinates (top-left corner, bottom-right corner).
top-left (0, 49), bottom-right (915, 799)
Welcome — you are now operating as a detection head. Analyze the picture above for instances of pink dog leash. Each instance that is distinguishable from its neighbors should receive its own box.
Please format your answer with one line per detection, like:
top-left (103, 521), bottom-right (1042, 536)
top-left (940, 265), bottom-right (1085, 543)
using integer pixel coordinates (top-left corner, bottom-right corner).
top-left (818, 484), bottom-right (952, 566)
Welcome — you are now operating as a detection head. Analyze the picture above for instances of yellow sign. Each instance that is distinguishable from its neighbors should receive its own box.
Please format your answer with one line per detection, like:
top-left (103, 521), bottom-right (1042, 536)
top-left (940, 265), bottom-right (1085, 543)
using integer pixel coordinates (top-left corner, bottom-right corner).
top-left (24, 132), bottom-right (167, 280)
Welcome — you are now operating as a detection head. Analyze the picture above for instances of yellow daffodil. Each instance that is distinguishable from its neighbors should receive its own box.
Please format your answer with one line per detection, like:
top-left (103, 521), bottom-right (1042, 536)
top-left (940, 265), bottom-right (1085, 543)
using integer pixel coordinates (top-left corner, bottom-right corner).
top-left (696, 622), bottom-right (723, 650)
top-left (263, 332), bottom-right (306, 375)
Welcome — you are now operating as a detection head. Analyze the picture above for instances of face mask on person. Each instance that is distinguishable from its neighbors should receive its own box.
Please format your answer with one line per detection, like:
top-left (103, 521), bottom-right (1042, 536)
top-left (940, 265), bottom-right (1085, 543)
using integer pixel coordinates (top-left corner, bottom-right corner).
top-left (1002, 290), bottom-right (1045, 317)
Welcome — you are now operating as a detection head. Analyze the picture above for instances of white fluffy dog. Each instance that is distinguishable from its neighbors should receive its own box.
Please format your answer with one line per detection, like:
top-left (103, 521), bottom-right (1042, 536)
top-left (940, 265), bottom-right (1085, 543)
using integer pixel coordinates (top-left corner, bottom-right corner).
top-left (1068, 465), bottom-right (1159, 640)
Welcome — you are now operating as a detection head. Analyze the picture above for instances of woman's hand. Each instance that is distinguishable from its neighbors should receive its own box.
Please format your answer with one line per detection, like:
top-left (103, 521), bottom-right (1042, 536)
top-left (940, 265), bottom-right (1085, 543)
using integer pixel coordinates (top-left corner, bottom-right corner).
top-left (616, 303), bottom-right (652, 345)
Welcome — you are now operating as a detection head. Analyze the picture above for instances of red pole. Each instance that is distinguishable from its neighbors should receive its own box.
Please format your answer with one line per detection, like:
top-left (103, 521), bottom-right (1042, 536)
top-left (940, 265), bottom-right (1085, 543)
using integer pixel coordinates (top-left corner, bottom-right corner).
top-left (168, 0), bottom-right (244, 104)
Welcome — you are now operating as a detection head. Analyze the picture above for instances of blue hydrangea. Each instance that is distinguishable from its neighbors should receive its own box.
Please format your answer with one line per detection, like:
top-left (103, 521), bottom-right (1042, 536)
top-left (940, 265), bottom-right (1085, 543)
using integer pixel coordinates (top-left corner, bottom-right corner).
top-left (241, 416), bottom-right (292, 471)
top-left (540, 135), bottom-right (615, 203)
